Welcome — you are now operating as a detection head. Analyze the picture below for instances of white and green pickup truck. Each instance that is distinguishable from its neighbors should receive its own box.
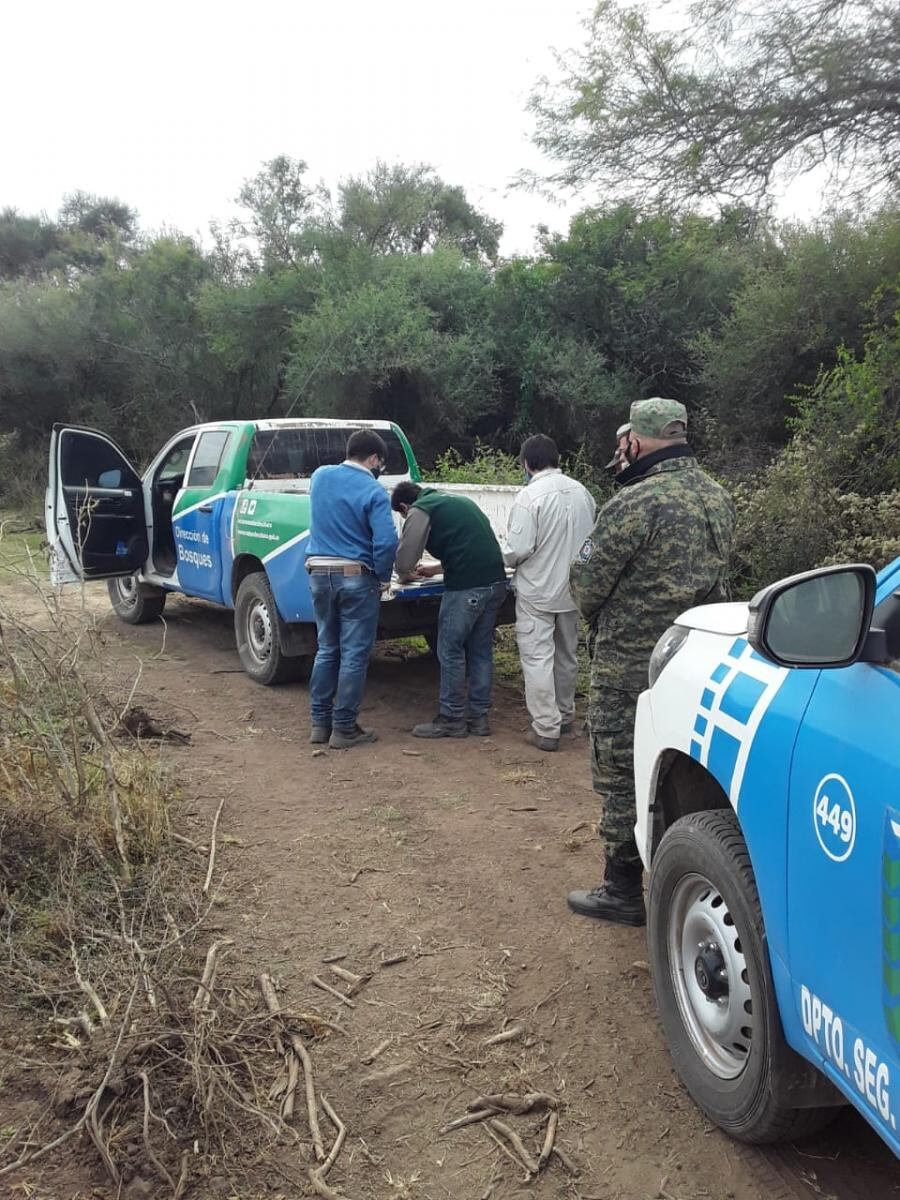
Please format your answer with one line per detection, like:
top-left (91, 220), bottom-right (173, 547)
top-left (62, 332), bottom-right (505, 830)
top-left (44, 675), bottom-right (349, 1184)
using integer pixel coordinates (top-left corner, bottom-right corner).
top-left (46, 419), bottom-right (517, 684)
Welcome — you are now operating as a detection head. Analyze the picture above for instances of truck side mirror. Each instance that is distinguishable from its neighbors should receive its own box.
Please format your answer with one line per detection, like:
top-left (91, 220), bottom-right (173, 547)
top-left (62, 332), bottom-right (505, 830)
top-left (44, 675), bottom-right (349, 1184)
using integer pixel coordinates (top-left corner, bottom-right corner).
top-left (747, 564), bottom-right (877, 669)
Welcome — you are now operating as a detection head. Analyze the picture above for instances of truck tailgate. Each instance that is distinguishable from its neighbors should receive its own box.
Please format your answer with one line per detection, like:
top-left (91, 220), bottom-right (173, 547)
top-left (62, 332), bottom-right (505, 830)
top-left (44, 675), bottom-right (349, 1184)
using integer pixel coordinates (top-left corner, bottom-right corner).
top-left (417, 482), bottom-right (519, 549)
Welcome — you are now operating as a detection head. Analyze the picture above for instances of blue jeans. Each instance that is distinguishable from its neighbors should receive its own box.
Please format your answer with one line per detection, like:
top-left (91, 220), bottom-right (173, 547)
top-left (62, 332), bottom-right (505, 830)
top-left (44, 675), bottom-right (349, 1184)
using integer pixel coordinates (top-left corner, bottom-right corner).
top-left (309, 572), bottom-right (381, 732)
top-left (437, 581), bottom-right (507, 720)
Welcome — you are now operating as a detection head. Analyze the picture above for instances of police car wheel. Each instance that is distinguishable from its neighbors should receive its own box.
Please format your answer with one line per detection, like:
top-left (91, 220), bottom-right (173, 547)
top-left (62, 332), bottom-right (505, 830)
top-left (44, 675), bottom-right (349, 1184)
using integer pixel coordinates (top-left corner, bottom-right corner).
top-left (235, 572), bottom-right (309, 686)
top-left (107, 575), bottom-right (166, 625)
top-left (648, 809), bottom-right (835, 1144)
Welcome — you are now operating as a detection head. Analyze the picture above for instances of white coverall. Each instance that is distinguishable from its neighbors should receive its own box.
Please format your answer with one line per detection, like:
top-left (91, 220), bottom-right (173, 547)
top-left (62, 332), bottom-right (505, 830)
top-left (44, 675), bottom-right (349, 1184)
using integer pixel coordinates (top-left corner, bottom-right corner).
top-left (503, 469), bottom-right (597, 738)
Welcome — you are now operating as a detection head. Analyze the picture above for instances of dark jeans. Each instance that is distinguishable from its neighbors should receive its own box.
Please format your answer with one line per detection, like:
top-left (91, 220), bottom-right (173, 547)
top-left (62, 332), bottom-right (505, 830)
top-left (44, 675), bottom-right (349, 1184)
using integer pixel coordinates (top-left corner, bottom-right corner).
top-left (309, 572), bottom-right (380, 732)
top-left (437, 581), bottom-right (507, 721)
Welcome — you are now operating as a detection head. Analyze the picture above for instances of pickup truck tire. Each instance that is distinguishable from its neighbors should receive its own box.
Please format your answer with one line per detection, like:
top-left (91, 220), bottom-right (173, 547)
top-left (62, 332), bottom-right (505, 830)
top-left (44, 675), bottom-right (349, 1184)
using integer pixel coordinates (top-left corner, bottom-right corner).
top-left (235, 572), bottom-right (310, 686)
top-left (107, 575), bottom-right (167, 625)
top-left (648, 809), bottom-right (835, 1144)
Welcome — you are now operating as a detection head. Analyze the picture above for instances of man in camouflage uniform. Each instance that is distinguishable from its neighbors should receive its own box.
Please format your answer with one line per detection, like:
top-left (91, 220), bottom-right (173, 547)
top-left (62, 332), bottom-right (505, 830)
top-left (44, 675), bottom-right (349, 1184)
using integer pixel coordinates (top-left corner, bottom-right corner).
top-left (567, 398), bottom-right (735, 925)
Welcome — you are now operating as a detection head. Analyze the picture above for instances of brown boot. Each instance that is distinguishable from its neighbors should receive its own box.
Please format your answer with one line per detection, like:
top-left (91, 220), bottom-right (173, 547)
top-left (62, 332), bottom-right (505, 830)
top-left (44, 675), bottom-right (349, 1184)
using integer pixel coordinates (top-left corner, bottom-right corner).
top-left (526, 729), bottom-right (559, 752)
top-left (330, 725), bottom-right (378, 749)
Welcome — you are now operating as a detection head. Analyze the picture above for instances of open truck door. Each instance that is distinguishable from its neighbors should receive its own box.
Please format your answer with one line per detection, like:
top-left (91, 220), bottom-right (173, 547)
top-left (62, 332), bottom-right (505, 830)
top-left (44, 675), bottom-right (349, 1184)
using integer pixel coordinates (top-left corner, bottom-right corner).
top-left (46, 425), bottom-right (148, 585)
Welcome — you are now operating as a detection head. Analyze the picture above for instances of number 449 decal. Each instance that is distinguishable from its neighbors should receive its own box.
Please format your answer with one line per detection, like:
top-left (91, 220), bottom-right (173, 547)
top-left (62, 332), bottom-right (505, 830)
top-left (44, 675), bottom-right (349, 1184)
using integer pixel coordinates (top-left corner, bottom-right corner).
top-left (813, 773), bottom-right (857, 863)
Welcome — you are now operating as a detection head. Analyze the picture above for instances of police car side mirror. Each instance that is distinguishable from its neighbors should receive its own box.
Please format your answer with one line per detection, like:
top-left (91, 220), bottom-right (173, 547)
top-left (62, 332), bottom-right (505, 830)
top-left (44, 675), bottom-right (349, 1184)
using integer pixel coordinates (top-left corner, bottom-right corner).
top-left (747, 564), bottom-right (877, 669)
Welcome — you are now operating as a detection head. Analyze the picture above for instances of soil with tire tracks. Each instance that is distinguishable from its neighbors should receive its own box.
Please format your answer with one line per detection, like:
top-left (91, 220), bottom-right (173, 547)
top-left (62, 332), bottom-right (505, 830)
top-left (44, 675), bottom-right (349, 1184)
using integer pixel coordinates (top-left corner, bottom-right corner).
top-left (2, 585), bottom-right (897, 1200)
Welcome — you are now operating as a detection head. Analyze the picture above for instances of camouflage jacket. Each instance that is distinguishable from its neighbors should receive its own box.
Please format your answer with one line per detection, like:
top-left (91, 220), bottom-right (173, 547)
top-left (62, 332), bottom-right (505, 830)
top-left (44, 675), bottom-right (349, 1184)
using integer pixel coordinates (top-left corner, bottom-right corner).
top-left (570, 451), bottom-right (735, 694)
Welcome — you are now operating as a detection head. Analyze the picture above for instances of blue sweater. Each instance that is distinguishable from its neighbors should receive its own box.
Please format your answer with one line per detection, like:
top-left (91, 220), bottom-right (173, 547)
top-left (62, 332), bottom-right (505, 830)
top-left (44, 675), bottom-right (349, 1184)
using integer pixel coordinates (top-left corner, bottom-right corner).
top-left (305, 463), bottom-right (398, 582)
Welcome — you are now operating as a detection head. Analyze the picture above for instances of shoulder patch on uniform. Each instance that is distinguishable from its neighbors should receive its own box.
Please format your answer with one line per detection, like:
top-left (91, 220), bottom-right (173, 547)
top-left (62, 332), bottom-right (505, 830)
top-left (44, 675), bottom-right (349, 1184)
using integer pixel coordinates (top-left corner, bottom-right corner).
top-left (577, 537), bottom-right (594, 562)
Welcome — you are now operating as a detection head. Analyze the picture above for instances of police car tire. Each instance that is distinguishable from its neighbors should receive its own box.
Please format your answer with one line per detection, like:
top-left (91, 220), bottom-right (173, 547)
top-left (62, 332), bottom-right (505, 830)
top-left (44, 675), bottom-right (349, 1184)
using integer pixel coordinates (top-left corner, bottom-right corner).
top-left (648, 809), bottom-right (835, 1144)
top-left (235, 572), bottom-right (309, 686)
top-left (107, 576), bottom-right (166, 625)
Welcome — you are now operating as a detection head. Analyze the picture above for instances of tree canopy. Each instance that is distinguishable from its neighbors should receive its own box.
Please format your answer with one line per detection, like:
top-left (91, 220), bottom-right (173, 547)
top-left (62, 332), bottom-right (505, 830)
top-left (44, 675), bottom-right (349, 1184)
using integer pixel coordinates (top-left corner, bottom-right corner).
top-left (529, 0), bottom-right (900, 209)
top-left (2, 154), bottom-right (900, 590)
top-left (3, 0), bottom-right (900, 598)
top-left (337, 161), bottom-right (503, 261)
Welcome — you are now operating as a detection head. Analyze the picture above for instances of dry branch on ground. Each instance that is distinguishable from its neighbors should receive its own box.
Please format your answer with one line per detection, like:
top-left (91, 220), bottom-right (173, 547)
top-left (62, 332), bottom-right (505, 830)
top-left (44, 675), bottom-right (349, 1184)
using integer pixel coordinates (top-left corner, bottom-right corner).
top-left (0, 580), bottom-right (305, 1194)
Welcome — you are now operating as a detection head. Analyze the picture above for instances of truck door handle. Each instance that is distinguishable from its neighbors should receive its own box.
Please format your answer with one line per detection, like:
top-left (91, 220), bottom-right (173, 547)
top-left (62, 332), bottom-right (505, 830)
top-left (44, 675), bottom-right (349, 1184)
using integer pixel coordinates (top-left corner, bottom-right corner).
top-left (199, 505), bottom-right (213, 513)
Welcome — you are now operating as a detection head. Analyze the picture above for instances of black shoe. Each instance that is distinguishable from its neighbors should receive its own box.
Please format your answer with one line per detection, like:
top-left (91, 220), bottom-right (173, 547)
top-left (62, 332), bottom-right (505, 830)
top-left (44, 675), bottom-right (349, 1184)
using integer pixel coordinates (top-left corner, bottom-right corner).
top-left (329, 725), bottom-right (378, 749)
top-left (468, 715), bottom-right (491, 736)
top-left (560, 721), bottom-right (575, 736)
top-left (567, 884), bottom-right (646, 925)
top-left (413, 714), bottom-right (468, 739)
top-left (310, 725), bottom-right (331, 744)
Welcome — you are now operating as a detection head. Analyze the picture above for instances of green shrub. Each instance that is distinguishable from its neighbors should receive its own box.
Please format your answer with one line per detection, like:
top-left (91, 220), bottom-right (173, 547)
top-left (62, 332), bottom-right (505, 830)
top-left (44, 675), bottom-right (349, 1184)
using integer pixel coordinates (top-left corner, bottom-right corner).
top-left (731, 444), bottom-right (900, 596)
top-left (431, 438), bottom-right (613, 502)
top-left (431, 442), bottom-right (523, 484)
top-left (565, 441), bottom-right (613, 504)
top-left (731, 292), bottom-right (900, 594)
top-left (789, 295), bottom-right (900, 497)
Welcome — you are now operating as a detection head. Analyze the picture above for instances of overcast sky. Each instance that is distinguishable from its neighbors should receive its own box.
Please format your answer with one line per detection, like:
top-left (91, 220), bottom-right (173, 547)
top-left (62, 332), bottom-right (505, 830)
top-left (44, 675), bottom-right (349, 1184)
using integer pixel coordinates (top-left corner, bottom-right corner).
top-left (3, 0), bottom-right (824, 257)
top-left (2, 0), bottom-right (598, 256)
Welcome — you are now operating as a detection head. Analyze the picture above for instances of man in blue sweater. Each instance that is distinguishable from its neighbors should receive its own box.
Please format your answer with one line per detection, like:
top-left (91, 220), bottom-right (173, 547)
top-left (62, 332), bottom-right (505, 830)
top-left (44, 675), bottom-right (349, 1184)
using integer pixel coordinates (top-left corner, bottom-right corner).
top-left (305, 430), bottom-right (398, 749)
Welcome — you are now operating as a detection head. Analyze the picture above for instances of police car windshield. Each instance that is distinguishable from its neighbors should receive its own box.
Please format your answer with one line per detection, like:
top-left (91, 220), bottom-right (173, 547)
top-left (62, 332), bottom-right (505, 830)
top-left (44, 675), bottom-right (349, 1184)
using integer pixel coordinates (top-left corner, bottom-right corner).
top-left (247, 427), bottom-right (409, 480)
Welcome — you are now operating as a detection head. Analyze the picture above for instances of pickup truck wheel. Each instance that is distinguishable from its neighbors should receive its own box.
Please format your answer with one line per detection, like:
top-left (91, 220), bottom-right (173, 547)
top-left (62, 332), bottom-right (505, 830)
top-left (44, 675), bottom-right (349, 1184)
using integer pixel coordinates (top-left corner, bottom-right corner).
top-left (648, 809), bottom-right (835, 1144)
top-left (107, 575), bottom-right (166, 625)
top-left (235, 573), bottom-right (309, 686)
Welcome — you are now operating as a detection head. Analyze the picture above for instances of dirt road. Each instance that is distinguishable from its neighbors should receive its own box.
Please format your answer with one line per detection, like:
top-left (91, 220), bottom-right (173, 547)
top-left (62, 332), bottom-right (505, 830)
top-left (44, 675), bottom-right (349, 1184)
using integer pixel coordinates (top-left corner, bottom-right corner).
top-left (10, 586), bottom-right (899, 1199)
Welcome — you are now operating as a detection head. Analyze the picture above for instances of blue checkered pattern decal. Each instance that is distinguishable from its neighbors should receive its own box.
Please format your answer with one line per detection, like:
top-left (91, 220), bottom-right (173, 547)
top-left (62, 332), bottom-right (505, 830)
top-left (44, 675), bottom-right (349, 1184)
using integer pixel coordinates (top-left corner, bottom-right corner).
top-left (690, 637), bottom-right (787, 806)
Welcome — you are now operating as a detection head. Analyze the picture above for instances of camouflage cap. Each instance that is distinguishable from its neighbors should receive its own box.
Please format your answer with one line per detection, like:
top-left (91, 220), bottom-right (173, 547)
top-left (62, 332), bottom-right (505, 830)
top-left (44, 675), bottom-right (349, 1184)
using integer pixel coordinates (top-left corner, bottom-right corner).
top-left (629, 397), bottom-right (688, 439)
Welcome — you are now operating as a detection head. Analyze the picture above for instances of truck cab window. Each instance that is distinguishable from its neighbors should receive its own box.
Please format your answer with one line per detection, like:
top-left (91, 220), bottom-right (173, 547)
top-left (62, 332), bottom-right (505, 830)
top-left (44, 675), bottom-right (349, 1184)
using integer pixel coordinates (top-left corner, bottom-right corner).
top-left (157, 440), bottom-right (193, 482)
top-left (60, 434), bottom-right (128, 488)
top-left (188, 431), bottom-right (231, 488)
top-left (247, 427), bottom-right (409, 480)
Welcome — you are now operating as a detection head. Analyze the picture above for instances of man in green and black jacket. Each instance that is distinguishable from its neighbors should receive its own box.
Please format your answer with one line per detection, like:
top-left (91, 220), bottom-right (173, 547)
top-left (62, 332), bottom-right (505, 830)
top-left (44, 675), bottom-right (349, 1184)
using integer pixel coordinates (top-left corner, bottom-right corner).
top-left (392, 482), bottom-right (507, 739)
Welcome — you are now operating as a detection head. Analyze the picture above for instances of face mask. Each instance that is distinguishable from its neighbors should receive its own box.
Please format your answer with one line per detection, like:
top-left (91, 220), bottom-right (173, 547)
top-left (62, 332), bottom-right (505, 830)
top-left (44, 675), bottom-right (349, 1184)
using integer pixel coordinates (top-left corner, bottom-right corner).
top-left (371, 460), bottom-right (385, 480)
top-left (524, 470), bottom-right (533, 483)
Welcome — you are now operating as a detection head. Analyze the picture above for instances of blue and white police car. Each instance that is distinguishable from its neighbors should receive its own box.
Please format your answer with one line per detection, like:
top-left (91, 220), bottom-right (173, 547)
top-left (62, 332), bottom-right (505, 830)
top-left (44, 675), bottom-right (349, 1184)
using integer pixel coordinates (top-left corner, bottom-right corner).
top-left (633, 558), bottom-right (900, 1151)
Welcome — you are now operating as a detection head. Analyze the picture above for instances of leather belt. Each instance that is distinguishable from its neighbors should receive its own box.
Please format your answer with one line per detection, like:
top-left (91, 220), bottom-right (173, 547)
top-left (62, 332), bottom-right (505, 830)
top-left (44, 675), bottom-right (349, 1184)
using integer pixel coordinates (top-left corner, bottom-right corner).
top-left (308, 564), bottom-right (371, 576)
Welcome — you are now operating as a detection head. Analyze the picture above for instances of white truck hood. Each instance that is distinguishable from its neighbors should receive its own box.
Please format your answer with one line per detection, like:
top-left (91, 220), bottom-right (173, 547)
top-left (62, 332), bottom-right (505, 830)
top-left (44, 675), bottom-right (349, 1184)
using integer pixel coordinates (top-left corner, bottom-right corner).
top-left (676, 600), bottom-right (749, 636)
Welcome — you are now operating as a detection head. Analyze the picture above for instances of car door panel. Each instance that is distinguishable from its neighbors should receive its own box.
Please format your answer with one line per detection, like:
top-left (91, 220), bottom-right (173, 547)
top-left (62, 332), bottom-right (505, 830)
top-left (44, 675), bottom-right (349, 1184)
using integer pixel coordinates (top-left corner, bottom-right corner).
top-left (47, 426), bottom-right (147, 582)
top-left (787, 663), bottom-right (900, 1151)
top-left (170, 430), bottom-right (232, 602)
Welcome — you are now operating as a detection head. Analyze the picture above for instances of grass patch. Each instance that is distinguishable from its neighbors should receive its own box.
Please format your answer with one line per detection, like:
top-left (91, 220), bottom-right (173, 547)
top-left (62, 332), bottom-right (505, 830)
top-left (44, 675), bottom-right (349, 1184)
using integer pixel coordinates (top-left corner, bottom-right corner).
top-left (499, 767), bottom-right (538, 785)
top-left (0, 512), bottom-right (45, 579)
top-left (377, 634), bottom-right (432, 662)
top-left (0, 601), bottom-right (170, 877)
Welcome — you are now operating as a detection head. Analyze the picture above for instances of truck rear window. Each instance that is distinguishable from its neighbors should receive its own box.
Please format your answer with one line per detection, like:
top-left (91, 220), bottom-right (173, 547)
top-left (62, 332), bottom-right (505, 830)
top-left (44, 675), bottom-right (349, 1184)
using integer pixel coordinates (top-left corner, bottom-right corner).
top-left (246, 428), bottom-right (409, 480)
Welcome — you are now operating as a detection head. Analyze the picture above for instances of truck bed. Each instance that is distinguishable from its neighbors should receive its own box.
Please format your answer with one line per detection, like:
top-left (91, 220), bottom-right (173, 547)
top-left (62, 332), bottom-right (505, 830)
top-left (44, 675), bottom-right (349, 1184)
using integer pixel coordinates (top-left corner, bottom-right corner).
top-left (247, 477), bottom-right (521, 552)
